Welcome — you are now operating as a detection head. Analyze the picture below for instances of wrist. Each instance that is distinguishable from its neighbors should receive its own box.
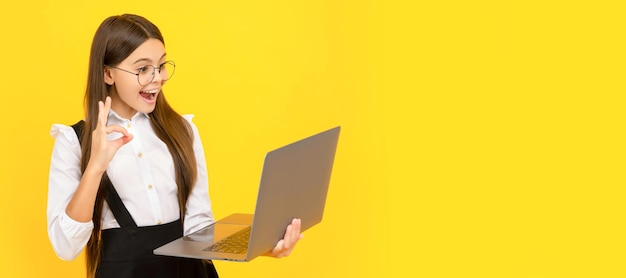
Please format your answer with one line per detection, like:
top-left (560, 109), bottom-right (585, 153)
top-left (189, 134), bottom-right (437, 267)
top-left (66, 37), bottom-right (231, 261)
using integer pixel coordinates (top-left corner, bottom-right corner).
top-left (83, 164), bottom-right (106, 178)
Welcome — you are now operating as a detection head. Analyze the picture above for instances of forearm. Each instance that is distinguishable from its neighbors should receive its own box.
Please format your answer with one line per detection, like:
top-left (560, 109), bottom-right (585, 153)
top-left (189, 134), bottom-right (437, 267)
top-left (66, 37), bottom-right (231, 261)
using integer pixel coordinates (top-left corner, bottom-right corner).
top-left (65, 166), bottom-right (105, 222)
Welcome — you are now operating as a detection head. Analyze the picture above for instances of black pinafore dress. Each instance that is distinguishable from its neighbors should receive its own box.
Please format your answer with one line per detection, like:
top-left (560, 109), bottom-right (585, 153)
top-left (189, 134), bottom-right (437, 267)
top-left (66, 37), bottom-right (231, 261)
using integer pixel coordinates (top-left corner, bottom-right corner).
top-left (95, 183), bottom-right (219, 278)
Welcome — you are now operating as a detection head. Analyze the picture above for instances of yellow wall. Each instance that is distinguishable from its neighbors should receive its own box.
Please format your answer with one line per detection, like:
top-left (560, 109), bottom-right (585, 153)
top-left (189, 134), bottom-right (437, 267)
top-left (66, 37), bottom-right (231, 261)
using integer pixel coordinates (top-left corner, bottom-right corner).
top-left (1, 1), bottom-right (624, 277)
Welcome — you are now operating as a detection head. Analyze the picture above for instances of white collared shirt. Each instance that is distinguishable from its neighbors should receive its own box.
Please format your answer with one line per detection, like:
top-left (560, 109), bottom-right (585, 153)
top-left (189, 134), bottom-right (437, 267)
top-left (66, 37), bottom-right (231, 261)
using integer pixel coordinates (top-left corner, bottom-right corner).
top-left (47, 111), bottom-right (215, 261)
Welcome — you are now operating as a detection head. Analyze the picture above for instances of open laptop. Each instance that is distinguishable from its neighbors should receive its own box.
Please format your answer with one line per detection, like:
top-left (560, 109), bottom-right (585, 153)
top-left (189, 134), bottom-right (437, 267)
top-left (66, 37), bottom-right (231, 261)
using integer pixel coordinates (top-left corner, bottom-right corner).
top-left (154, 126), bottom-right (341, 262)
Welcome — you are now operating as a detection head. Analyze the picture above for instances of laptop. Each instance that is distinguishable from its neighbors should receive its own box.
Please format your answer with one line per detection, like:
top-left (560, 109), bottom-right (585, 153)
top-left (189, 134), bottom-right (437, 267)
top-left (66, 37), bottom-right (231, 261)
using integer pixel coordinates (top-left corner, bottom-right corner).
top-left (154, 126), bottom-right (341, 262)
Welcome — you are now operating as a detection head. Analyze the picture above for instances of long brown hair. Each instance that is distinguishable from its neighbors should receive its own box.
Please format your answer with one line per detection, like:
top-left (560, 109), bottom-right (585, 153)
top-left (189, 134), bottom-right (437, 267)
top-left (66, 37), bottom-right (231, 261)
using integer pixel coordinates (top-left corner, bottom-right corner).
top-left (80, 14), bottom-right (197, 277)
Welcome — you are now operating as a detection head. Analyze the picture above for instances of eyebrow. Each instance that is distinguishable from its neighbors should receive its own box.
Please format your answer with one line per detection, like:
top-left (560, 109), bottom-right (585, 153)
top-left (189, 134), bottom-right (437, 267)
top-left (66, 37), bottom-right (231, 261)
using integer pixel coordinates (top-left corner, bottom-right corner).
top-left (133, 53), bottom-right (167, 64)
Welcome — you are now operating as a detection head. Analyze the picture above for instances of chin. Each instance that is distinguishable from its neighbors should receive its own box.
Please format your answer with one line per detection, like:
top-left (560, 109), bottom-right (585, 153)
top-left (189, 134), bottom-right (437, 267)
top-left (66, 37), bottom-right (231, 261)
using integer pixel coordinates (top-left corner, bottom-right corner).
top-left (137, 104), bottom-right (157, 115)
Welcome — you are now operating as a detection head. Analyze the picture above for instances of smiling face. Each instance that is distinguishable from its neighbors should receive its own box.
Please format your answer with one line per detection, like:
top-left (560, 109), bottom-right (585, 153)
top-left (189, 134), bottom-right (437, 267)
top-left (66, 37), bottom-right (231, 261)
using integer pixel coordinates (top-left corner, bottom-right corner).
top-left (104, 38), bottom-right (167, 119)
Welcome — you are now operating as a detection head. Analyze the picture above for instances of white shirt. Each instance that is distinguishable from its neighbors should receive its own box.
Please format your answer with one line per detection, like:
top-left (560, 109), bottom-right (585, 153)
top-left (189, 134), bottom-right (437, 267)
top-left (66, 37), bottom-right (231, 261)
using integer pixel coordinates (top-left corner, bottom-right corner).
top-left (47, 111), bottom-right (215, 261)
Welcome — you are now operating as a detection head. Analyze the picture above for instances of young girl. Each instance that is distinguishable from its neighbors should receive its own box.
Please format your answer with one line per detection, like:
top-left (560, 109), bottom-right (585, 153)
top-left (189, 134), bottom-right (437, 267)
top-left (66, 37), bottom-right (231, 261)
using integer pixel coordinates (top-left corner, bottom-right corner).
top-left (47, 14), bottom-right (302, 278)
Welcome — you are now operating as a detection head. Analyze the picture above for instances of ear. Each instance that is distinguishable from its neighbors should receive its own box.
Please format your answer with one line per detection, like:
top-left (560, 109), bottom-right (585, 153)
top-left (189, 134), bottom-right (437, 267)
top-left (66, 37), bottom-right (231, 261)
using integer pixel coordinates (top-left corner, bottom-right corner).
top-left (104, 67), bottom-right (114, 85)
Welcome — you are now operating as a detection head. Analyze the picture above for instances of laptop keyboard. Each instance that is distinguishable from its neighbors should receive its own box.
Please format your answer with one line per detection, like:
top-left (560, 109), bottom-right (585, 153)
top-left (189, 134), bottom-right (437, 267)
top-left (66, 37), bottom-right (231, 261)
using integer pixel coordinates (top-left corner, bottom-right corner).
top-left (203, 226), bottom-right (251, 254)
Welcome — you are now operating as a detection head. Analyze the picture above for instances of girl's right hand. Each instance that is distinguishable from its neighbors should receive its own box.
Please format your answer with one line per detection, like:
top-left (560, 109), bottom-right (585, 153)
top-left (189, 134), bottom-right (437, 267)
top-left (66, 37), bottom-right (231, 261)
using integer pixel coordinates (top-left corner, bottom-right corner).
top-left (87, 96), bottom-right (133, 173)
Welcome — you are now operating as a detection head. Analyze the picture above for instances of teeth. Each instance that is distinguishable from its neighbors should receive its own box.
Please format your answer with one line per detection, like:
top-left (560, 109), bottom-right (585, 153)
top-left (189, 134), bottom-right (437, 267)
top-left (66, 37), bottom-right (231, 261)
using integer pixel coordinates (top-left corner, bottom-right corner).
top-left (142, 89), bottom-right (159, 94)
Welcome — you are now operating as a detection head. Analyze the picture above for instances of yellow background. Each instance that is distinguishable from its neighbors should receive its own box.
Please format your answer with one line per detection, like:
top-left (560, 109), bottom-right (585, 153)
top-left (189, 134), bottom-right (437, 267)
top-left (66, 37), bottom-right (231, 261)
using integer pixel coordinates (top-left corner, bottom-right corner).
top-left (0, 0), bottom-right (624, 277)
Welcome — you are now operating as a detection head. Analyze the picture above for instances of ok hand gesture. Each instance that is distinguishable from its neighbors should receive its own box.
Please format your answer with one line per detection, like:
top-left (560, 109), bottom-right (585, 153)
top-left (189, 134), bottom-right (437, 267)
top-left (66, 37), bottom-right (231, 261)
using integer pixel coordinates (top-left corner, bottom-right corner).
top-left (87, 96), bottom-right (133, 173)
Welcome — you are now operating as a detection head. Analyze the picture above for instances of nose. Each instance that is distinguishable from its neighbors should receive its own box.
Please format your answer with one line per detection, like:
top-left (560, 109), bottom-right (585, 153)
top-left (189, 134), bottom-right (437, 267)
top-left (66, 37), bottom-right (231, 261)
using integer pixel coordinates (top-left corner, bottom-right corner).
top-left (151, 67), bottom-right (164, 83)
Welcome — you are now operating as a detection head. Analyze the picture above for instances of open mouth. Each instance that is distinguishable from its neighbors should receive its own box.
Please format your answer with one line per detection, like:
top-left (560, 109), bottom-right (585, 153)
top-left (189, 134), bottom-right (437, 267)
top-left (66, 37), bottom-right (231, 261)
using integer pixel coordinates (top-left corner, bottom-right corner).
top-left (140, 88), bottom-right (159, 100)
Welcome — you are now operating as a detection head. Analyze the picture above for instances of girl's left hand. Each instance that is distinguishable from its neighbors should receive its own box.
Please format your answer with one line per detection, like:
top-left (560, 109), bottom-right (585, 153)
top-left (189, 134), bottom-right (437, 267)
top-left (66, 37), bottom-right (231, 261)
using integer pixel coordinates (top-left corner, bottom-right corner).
top-left (267, 218), bottom-right (304, 258)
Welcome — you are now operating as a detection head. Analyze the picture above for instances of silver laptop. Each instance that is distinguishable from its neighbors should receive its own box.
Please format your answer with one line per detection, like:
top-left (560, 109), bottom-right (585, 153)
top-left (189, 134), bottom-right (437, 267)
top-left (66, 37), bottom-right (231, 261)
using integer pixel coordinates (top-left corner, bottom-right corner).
top-left (154, 126), bottom-right (341, 262)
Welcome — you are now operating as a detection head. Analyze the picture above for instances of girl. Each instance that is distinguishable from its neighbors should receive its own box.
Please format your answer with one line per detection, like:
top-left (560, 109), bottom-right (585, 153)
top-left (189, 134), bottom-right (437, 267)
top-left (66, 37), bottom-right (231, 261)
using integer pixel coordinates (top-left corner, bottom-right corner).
top-left (47, 14), bottom-right (302, 278)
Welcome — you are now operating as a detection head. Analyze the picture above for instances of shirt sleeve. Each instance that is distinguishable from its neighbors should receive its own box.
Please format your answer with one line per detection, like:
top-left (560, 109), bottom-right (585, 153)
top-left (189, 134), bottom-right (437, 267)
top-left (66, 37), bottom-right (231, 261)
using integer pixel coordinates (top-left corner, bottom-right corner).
top-left (47, 124), bottom-right (94, 261)
top-left (181, 115), bottom-right (216, 235)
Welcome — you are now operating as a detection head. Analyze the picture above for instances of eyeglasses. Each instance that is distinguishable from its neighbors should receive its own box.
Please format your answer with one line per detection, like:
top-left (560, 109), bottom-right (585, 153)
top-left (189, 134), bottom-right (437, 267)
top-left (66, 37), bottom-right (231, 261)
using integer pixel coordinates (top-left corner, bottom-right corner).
top-left (106, 61), bottom-right (176, 86)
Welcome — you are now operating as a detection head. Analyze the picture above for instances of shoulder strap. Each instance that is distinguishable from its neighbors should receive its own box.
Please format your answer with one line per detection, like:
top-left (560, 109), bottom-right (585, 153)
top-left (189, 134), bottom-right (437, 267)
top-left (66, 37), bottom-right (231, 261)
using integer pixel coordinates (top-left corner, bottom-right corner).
top-left (101, 175), bottom-right (137, 227)
top-left (71, 120), bottom-right (137, 228)
top-left (70, 120), bottom-right (85, 141)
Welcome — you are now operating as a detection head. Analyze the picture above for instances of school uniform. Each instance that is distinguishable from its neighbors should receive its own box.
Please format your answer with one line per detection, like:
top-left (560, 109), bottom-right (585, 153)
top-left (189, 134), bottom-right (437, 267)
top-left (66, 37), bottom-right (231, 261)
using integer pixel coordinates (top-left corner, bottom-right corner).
top-left (47, 111), bottom-right (218, 277)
